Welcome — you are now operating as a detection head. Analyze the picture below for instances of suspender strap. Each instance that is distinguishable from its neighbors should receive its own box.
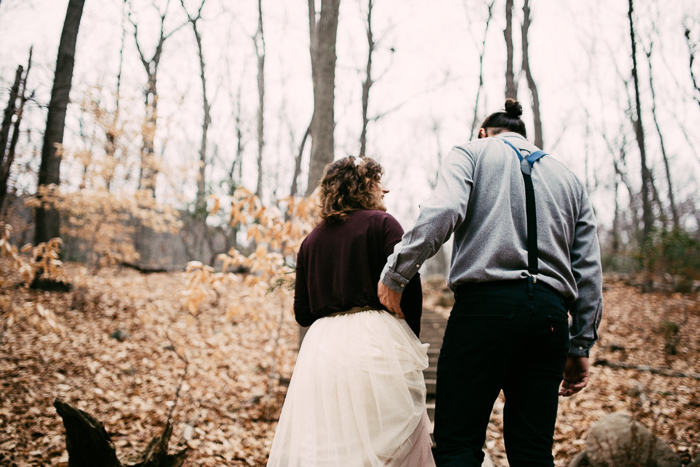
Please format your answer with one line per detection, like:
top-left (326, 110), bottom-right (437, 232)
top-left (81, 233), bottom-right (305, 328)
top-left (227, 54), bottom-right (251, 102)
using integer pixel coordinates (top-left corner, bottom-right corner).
top-left (501, 140), bottom-right (548, 279)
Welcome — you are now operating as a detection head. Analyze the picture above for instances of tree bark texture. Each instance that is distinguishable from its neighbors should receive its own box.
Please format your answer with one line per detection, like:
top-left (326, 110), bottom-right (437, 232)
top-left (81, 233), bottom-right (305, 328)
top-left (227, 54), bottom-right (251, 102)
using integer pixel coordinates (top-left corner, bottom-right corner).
top-left (305, 0), bottom-right (341, 196)
top-left (504, 0), bottom-right (517, 100)
top-left (627, 0), bottom-right (654, 244)
top-left (521, 0), bottom-right (543, 148)
top-left (359, 0), bottom-right (374, 159)
top-left (254, 0), bottom-right (266, 200)
top-left (54, 398), bottom-right (188, 467)
top-left (35, 0), bottom-right (85, 245)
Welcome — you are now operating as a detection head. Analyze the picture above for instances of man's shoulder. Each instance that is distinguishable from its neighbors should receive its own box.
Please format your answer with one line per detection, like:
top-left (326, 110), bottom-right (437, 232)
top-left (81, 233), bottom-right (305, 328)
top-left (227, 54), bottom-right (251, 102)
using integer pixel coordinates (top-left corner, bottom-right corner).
top-left (452, 138), bottom-right (494, 156)
top-left (540, 156), bottom-right (586, 192)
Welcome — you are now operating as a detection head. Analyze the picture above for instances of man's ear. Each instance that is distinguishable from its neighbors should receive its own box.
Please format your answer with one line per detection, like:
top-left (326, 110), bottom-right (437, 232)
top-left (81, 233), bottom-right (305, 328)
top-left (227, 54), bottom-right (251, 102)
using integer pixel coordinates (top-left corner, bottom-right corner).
top-left (478, 128), bottom-right (487, 139)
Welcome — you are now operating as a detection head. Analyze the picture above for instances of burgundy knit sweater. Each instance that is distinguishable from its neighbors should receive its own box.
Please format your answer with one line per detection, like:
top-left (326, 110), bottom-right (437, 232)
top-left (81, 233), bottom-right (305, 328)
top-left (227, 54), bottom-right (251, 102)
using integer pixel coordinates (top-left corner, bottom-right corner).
top-left (294, 210), bottom-right (423, 337)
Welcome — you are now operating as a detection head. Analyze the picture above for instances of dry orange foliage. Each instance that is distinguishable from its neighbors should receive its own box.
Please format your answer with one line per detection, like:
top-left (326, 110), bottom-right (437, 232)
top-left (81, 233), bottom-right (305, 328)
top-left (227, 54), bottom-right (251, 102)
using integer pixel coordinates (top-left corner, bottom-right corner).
top-left (182, 188), bottom-right (317, 316)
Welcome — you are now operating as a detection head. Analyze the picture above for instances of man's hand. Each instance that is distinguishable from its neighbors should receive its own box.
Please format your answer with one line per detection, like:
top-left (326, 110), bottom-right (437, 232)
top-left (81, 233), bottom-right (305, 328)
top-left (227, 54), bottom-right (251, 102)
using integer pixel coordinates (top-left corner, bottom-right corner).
top-left (377, 280), bottom-right (404, 319)
top-left (559, 355), bottom-right (590, 397)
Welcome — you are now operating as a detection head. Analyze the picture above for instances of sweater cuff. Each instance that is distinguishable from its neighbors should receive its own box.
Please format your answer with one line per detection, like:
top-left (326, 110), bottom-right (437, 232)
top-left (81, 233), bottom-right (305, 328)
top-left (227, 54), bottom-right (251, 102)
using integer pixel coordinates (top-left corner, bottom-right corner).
top-left (380, 268), bottom-right (409, 293)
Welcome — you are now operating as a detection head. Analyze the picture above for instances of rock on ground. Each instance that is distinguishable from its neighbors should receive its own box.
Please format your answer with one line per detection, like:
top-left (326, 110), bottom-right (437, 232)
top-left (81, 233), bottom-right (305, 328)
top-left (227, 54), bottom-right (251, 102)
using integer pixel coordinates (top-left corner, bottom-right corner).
top-left (586, 412), bottom-right (681, 467)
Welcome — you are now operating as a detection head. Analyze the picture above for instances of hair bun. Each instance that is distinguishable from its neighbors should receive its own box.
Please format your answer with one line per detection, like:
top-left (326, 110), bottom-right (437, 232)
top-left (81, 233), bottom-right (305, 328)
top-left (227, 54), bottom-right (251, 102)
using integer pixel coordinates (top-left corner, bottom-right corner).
top-left (504, 98), bottom-right (523, 118)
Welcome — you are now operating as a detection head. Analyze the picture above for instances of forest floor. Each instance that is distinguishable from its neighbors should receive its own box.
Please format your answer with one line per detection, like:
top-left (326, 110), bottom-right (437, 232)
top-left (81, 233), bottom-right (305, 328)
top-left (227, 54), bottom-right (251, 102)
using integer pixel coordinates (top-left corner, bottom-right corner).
top-left (1, 261), bottom-right (699, 466)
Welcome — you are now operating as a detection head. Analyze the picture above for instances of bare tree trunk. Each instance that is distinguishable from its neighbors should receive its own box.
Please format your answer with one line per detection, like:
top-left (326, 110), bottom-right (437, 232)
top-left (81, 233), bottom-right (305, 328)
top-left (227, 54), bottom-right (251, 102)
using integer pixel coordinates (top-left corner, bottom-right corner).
top-left (359, 0), bottom-right (374, 158)
top-left (645, 44), bottom-right (679, 229)
top-left (181, 0), bottom-right (210, 214)
top-left (254, 0), bottom-right (266, 200)
top-left (1, 51), bottom-right (32, 216)
top-left (0, 64), bottom-right (24, 214)
top-left (521, 0), bottom-right (543, 148)
top-left (627, 0), bottom-right (654, 244)
top-left (305, 0), bottom-right (341, 196)
top-left (35, 0), bottom-right (86, 245)
top-left (129, 0), bottom-right (185, 194)
top-left (612, 174), bottom-right (621, 253)
top-left (468, 0), bottom-right (495, 140)
top-left (290, 124), bottom-right (311, 197)
top-left (686, 27), bottom-right (700, 109)
top-left (104, 3), bottom-right (128, 192)
top-left (504, 0), bottom-right (517, 100)
top-left (603, 131), bottom-right (640, 239)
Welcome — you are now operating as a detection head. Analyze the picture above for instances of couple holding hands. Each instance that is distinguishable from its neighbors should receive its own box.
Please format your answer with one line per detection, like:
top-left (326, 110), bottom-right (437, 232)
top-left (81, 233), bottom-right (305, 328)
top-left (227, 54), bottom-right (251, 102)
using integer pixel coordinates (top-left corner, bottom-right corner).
top-left (268, 99), bottom-right (603, 467)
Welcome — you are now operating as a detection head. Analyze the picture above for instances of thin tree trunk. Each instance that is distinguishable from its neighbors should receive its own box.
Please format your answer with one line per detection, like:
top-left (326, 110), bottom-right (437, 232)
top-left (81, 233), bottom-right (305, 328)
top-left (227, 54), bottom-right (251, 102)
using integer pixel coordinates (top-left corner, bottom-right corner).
top-left (35, 0), bottom-right (86, 245)
top-left (504, 0), bottom-right (517, 100)
top-left (645, 44), bottom-right (678, 229)
top-left (305, 0), bottom-right (341, 196)
top-left (521, 0), bottom-right (543, 148)
top-left (0, 65), bottom-right (23, 214)
top-left (290, 123), bottom-right (311, 197)
top-left (181, 0), bottom-right (210, 214)
top-left (1, 52), bottom-right (31, 214)
top-left (627, 0), bottom-right (654, 244)
top-left (359, 0), bottom-right (374, 159)
top-left (612, 174), bottom-right (621, 253)
top-left (254, 0), bottom-right (266, 200)
top-left (685, 27), bottom-right (700, 109)
top-left (469, 0), bottom-right (496, 140)
top-left (105, 2), bottom-right (128, 191)
top-left (129, 0), bottom-right (185, 194)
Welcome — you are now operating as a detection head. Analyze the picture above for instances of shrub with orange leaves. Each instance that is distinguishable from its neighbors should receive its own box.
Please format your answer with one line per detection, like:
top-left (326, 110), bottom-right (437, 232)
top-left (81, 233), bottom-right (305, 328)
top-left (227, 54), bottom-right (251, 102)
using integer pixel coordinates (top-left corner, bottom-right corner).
top-left (182, 188), bottom-right (318, 314)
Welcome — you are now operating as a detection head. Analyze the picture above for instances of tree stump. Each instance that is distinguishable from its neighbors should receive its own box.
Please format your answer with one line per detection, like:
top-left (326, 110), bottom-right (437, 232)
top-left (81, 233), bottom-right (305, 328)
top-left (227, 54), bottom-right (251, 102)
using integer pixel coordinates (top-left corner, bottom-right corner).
top-left (54, 399), bottom-right (188, 467)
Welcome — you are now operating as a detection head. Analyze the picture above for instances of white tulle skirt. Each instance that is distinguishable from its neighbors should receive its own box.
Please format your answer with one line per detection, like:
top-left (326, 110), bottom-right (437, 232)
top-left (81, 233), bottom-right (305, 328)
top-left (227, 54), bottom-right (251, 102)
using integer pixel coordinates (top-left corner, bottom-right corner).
top-left (267, 310), bottom-right (435, 467)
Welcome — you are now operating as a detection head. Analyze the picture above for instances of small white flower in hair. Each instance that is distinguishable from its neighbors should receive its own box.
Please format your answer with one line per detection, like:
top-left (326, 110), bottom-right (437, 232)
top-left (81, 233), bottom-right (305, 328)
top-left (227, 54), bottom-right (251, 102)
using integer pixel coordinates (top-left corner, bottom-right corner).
top-left (354, 157), bottom-right (363, 167)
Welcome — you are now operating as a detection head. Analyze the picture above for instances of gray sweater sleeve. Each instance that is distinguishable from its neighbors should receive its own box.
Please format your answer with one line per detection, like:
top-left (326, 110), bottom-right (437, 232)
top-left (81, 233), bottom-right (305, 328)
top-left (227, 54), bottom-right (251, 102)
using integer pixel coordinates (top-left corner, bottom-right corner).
top-left (380, 148), bottom-right (474, 292)
top-left (567, 187), bottom-right (604, 357)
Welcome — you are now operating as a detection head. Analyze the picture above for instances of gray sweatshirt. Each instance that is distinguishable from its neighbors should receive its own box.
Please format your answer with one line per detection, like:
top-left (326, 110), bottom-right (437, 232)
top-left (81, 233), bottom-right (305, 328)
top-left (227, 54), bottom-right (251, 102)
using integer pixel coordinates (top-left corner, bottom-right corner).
top-left (380, 132), bottom-right (603, 357)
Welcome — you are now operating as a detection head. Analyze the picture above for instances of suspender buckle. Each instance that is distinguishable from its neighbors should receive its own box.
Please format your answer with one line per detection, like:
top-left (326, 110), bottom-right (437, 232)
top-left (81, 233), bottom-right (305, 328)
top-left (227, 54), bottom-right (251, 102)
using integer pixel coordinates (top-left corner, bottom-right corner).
top-left (531, 274), bottom-right (537, 284)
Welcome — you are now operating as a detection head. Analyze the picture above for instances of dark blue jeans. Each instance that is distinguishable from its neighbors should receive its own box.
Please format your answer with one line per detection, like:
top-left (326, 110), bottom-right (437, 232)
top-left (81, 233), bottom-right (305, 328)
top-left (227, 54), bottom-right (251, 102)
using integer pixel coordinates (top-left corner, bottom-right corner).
top-left (433, 279), bottom-right (569, 467)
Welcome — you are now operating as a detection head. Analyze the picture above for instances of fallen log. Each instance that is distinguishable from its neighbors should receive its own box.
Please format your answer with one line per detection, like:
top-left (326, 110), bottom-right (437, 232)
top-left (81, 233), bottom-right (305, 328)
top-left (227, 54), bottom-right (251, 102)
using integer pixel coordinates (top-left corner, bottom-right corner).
top-left (593, 359), bottom-right (700, 380)
top-left (54, 399), bottom-right (188, 467)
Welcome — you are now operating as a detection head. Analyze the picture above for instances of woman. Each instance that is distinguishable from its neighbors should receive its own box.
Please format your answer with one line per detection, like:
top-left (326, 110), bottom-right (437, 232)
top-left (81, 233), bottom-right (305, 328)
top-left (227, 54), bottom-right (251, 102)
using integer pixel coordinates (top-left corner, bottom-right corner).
top-left (267, 156), bottom-right (435, 467)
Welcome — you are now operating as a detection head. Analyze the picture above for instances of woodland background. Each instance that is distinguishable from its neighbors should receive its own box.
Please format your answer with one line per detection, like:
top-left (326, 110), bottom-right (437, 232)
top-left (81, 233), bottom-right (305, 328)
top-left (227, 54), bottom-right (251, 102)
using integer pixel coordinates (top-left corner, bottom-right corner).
top-left (0, 0), bottom-right (699, 465)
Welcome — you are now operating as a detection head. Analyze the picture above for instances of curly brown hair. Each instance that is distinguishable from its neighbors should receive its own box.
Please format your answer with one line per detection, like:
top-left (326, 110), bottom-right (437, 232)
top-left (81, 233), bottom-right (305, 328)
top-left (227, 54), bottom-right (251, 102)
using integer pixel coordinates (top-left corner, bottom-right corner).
top-left (318, 156), bottom-right (385, 224)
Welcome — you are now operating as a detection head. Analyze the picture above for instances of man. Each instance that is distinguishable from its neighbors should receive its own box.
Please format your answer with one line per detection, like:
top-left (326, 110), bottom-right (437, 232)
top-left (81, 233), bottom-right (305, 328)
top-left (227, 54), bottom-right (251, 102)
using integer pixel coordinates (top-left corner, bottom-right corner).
top-left (378, 99), bottom-right (603, 467)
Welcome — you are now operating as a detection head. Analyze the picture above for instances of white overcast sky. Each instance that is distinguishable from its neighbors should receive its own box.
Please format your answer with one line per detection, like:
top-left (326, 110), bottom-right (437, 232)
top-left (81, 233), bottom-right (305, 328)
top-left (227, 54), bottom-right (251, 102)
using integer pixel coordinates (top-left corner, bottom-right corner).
top-left (1, 0), bottom-right (699, 235)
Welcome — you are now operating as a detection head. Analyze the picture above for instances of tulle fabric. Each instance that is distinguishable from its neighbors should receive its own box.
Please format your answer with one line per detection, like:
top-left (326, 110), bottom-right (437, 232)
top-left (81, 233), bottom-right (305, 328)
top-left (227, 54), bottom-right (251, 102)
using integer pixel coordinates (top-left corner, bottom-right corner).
top-left (267, 310), bottom-right (435, 467)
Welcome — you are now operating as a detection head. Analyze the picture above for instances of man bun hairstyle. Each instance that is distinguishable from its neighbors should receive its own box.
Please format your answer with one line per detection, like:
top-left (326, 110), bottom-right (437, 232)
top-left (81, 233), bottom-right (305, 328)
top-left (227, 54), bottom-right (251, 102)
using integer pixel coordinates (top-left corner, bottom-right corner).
top-left (480, 98), bottom-right (527, 138)
top-left (318, 156), bottom-right (385, 225)
top-left (504, 98), bottom-right (523, 118)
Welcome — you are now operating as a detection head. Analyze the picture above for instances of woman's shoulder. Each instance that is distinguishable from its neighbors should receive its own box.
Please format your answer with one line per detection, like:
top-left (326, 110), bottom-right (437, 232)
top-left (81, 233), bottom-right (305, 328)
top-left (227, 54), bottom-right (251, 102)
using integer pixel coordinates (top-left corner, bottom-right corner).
top-left (351, 209), bottom-right (400, 226)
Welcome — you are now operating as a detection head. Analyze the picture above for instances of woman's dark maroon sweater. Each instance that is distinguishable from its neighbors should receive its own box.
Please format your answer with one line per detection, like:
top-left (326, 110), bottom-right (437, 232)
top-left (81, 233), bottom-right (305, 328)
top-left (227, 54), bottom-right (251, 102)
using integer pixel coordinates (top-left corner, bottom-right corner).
top-left (293, 209), bottom-right (423, 337)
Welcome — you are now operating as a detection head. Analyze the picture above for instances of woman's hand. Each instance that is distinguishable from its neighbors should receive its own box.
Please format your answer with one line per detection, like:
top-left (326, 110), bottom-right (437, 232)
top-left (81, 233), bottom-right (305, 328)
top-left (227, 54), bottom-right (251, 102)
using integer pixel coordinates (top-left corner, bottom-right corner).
top-left (377, 281), bottom-right (405, 319)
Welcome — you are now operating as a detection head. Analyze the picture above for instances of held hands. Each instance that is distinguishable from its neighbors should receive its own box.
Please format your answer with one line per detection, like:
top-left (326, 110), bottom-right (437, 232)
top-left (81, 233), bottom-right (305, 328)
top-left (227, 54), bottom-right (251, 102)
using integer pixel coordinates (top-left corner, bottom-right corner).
top-left (377, 280), bottom-right (405, 320)
top-left (559, 355), bottom-right (590, 397)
